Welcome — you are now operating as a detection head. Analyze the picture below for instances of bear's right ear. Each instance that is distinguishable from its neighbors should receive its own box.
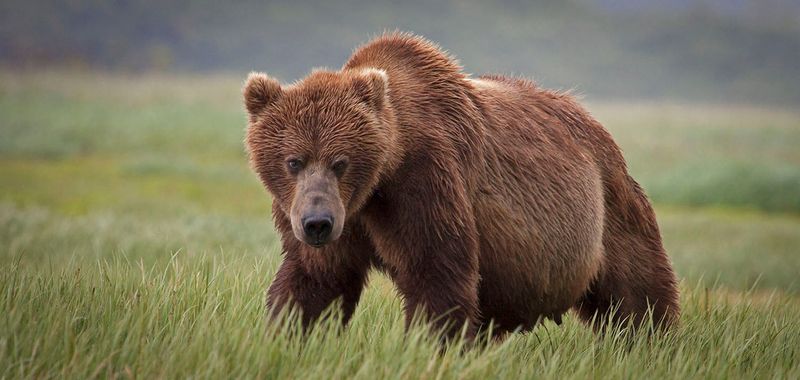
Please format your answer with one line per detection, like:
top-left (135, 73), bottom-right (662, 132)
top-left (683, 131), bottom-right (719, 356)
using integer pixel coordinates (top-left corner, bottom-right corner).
top-left (351, 68), bottom-right (389, 111)
top-left (243, 72), bottom-right (282, 119)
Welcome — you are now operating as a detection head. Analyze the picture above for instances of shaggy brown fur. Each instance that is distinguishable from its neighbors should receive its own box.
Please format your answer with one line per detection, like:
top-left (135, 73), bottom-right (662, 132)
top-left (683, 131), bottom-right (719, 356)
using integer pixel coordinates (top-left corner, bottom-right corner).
top-left (244, 32), bottom-right (679, 339)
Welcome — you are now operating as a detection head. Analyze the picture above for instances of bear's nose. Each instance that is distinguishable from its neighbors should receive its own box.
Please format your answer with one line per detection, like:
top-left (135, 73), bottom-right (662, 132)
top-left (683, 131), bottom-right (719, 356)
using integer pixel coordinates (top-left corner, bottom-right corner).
top-left (302, 214), bottom-right (333, 245)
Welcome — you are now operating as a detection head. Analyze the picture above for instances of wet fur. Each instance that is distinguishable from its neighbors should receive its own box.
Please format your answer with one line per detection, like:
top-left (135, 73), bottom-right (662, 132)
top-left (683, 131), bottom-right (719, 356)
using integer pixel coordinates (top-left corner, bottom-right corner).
top-left (245, 32), bottom-right (680, 339)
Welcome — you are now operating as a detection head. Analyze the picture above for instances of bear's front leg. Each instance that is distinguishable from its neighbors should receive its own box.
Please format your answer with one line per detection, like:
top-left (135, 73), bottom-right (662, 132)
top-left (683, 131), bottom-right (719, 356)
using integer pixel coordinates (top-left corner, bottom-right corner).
top-left (368, 171), bottom-right (482, 340)
top-left (265, 255), bottom-right (368, 330)
top-left (394, 247), bottom-right (481, 340)
top-left (266, 216), bottom-right (373, 330)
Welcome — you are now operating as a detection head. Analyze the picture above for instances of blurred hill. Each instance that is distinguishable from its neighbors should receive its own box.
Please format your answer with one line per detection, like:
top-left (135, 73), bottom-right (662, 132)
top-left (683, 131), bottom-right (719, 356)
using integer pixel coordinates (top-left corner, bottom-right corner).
top-left (1, 0), bottom-right (799, 104)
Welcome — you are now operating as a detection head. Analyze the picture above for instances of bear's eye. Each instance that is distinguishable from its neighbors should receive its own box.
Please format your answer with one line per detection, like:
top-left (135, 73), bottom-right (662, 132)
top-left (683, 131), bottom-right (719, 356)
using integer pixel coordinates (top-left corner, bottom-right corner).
top-left (286, 158), bottom-right (304, 174)
top-left (331, 158), bottom-right (349, 177)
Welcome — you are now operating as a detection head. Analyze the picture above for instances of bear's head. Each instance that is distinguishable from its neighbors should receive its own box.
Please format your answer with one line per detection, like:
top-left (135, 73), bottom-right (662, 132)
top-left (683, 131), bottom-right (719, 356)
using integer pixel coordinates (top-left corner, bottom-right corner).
top-left (244, 68), bottom-right (396, 247)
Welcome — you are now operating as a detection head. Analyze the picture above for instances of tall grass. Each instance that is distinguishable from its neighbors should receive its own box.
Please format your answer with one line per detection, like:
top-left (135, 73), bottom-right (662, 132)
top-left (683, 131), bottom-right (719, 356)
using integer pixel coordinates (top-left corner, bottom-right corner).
top-left (2, 244), bottom-right (798, 378)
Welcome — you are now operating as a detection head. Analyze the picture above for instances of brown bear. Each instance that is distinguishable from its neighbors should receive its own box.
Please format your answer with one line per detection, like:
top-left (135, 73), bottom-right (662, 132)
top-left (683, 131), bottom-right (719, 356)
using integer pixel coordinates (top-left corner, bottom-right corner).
top-left (244, 32), bottom-right (679, 339)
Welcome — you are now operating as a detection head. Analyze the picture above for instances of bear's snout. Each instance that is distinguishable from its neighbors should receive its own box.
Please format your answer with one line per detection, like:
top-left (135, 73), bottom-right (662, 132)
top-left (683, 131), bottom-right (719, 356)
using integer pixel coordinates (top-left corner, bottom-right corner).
top-left (302, 214), bottom-right (333, 246)
top-left (288, 168), bottom-right (346, 247)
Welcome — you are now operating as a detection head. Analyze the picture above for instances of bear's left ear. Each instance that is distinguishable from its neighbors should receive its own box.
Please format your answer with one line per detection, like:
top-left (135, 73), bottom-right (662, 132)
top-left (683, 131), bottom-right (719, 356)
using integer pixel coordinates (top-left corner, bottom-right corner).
top-left (351, 68), bottom-right (389, 111)
top-left (243, 72), bottom-right (282, 120)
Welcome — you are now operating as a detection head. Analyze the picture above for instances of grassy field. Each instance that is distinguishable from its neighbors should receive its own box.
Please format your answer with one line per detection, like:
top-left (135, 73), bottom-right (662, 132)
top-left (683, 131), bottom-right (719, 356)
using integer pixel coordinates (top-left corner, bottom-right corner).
top-left (1, 71), bottom-right (799, 378)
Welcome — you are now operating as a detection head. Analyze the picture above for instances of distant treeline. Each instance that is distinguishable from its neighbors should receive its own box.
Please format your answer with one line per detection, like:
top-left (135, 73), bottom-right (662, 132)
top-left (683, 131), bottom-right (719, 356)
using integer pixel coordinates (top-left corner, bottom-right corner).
top-left (2, 0), bottom-right (799, 104)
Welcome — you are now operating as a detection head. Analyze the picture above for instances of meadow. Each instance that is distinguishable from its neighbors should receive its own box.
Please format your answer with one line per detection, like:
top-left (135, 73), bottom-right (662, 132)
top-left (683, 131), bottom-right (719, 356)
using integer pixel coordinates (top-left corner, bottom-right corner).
top-left (1, 71), bottom-right (799, 378)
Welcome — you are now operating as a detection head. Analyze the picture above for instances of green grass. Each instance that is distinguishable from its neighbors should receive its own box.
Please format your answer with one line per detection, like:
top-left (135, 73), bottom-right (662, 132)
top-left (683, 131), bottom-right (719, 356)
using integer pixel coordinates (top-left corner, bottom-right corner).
top-left (1, 71), bottom-right (799, 378)
top-left (3, 246), bottom-right (798, 379)
top-left (593, 103), bottom-right (800, 213)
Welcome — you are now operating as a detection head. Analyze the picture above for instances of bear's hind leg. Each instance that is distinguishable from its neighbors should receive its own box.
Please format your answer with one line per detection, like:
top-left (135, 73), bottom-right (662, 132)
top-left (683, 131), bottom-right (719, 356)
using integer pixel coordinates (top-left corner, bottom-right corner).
top-left (575, 205), bottom-right (680, 331)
